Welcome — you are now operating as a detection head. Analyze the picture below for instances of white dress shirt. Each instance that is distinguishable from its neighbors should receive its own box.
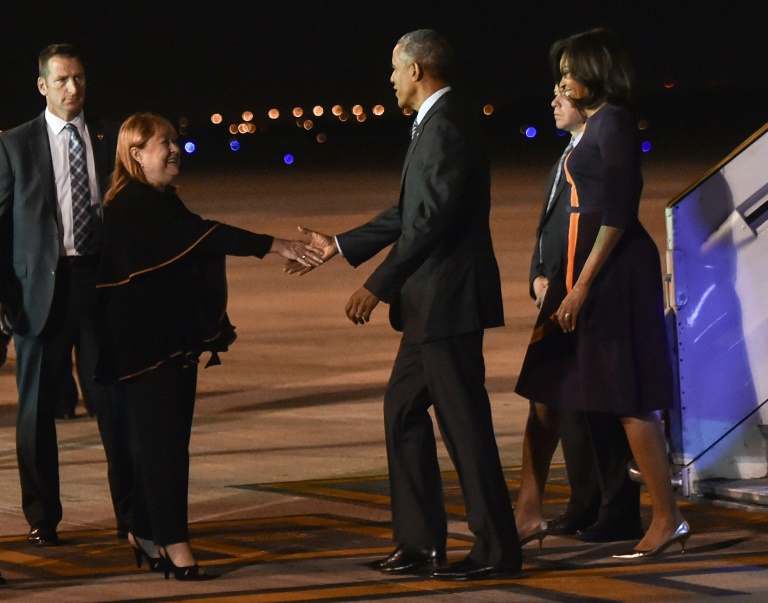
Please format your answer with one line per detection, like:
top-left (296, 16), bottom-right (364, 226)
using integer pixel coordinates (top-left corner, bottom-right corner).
top-left (44, 108), bottom-right (101, 256)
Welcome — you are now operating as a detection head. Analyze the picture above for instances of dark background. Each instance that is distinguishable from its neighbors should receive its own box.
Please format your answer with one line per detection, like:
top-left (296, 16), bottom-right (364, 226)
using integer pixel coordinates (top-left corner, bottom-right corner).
top-left (1, 0), bottom-right (766, 168)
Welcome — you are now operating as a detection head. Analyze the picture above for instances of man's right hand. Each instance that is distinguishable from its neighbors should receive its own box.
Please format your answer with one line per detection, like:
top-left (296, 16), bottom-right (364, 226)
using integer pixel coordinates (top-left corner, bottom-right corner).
top-left (532, 276), bottom-right (549, 309)
top-left (0, 303), bottom-right (12, 337)
top-left (284, 226), bottom-right (339, 275)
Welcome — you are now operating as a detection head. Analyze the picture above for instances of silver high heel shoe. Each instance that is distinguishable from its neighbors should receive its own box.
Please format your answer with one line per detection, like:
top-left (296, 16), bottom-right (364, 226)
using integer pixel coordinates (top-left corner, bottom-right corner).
top-left (612, 521), bottom-right (691, 560)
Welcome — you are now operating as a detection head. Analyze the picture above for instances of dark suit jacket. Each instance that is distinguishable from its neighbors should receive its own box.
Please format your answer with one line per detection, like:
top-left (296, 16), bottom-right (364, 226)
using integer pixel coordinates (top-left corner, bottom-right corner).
top-left (337, 91), bottom-right (504, 343)
top-left (0, 112), bottom-right (117, 336)
top-left (528, 155), bottom-right (570, 299)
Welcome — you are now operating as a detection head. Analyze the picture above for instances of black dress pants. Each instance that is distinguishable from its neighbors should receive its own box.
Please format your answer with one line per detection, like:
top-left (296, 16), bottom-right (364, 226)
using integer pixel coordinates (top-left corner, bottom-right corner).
top-left (14, 256), bottom-right (133, 532)
top-left (384, 331), bottom-right (520, 568)
top-left (122, 361), bottom-right (197, 545)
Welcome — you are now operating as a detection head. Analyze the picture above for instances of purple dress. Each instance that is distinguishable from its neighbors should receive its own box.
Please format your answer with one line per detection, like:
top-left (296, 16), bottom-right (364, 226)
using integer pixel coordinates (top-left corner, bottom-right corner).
top-left (515, 104), bottom-right (673, 416)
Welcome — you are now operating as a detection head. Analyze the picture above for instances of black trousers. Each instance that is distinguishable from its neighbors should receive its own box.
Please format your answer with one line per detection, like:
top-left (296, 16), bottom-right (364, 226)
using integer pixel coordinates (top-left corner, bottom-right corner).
top-left (384, 332), bottom-right (520, 568)
top-left (584, 412), bottom-right (641, 528)
top-left (122, 361), bottom-right (197, 545)
top-left (560, 409), bottom-right (640, 528)
top-left (14, 256), bottom-right (133, 532)
top-left (559, 409), bottom-right (601, 523)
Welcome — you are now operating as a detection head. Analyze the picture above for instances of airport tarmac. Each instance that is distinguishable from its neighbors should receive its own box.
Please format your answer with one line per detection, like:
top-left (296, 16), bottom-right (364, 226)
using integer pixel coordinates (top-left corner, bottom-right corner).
top-left (2, 158), bottom-right (768, 602)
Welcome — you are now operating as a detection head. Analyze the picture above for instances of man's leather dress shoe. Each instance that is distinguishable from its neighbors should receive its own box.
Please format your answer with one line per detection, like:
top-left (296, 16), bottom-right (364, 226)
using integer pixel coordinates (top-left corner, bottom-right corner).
top-left (575, 521), bottom-right (644, 543)
top-left (368, 545), bottom-right (445, 574)
top-left (430, 557), bottom-right (522, 581)
top-left (28, 527), bottom-right (59, 547)
top-left (547, 514), bottom-right (596, 536)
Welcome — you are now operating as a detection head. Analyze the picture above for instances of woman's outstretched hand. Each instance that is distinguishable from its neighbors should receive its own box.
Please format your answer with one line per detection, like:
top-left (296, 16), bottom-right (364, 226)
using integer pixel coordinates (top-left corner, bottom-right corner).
top-left (270, 237), bottom-right (324, 267)
top-left (283, 226), bottom-right (339, 275)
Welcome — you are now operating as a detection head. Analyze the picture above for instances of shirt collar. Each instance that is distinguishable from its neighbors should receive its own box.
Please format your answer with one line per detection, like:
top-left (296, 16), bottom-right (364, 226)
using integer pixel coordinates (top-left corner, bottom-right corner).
top-left (45, 108), bottom-right (86, 135)
top-left (415, 86), bottom-right (451, 124)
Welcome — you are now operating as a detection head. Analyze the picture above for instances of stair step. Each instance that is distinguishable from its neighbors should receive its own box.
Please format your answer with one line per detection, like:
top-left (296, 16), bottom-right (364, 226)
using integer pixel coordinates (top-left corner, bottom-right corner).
top-left (697, 478), bottom-right (768, 506)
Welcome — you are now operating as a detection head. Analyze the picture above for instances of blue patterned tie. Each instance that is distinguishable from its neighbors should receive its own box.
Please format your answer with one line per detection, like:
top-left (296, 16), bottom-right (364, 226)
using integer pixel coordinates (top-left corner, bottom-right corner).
top-left (65, 123), bottom-right (95, 255)
top-left (411, 118), bottom-right (419, 139)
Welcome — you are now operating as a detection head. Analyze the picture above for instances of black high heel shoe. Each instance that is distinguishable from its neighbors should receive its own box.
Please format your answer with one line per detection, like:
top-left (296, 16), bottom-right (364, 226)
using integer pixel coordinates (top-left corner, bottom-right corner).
top-left (519, 520), bottom-right (550, 548)
top-left (129, 536), bottom-right (165, 572)
top-left (160, 548), bottom-right (218, 581)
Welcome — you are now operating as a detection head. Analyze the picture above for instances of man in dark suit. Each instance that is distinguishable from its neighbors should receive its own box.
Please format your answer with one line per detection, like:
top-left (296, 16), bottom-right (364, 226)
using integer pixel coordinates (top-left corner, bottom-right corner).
top-left (290, 29), bottom-right (521, 580)
top-left (0, 44), bottom-right (132, 546)
top-left (518, 87), bottom-right (642, 543)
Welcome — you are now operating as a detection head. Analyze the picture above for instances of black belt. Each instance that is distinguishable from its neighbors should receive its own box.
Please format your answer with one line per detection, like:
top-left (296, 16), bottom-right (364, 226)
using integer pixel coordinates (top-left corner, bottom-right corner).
top-left (63, 254), bottom-right (101, 267)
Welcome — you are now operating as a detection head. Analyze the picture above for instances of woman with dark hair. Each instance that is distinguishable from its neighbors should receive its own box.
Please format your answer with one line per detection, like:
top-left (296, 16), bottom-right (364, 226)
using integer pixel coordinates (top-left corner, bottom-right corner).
top-left (515, 28), bottom-right (688, 559)
top-left (96, 112), bottom-right (322, 579)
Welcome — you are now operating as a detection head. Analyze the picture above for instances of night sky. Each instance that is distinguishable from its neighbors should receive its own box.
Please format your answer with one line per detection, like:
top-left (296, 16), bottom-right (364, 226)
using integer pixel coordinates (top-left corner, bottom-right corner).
top-left (2, 0), bottom-right (766, 161)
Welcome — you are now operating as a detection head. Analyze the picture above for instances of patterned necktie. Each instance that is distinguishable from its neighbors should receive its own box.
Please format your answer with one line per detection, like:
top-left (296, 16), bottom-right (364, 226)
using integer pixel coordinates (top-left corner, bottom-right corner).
top-left (65, 123), bottom-right (95, 255)
top-left (545, 140), bottom-right (573, 214)
top-left (411, 118), bottom-right (419, 139)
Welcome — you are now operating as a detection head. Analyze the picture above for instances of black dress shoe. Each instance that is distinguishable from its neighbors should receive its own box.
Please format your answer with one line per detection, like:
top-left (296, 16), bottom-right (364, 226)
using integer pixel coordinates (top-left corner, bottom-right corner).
top-left (368, 545), bottom-right (445, 574)
top-left (430, 557), bottom-right (522, 581)
top-left (55, 411), bottom-right (79, 420)
top-left (547, 514), bottom-right (597, 536)
top-left (28, 527), bottom-right (59, 547)
top-left (576, 522), bottom-right (644, 543)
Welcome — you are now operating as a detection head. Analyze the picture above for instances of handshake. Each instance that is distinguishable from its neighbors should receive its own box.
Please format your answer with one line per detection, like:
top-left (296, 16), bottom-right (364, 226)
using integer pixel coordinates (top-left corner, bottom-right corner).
top-left (278, 226), bottom-right (380, 325)
top-left (278, 226), bottom-right (338, 275)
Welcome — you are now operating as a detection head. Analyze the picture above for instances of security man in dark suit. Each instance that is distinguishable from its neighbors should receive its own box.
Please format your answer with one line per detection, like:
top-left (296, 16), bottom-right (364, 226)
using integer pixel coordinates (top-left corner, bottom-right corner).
top-left (515, 86), bottom-right (642, 544)
top-left (0, 44), bottom-right (132, 546)
top-left (289, 29), bottom-right (521, 581)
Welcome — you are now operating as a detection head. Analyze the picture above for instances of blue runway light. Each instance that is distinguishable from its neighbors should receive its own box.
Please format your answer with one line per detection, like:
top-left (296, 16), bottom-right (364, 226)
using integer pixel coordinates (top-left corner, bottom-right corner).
top-left (641, 141), bottom-right (652, 153)
top-left (184, 142), bottom-right (196, 154)
top-left (525, 126), bottom-right (537, 138)
top-left (230, 140), bottom-right (241, 151)
top-left (283, 154), bottom-right (294, 165)
top-left (556, 129), bottom-right (567, 137)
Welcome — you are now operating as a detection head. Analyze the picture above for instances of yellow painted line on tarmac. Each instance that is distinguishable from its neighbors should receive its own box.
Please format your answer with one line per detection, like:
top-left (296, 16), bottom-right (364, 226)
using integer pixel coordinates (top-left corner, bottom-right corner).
top-left (0, 548), bottom-right (135, 577)
top-left (169, 578), bottom-right (518, 603)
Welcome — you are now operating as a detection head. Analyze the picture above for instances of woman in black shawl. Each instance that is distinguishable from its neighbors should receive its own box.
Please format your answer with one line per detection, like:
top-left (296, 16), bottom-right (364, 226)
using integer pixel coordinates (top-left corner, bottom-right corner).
top-left (96, 112), bottom-right (322, 580)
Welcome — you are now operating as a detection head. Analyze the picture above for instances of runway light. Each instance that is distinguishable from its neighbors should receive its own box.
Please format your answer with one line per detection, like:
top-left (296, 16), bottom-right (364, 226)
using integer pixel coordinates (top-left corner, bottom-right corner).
top-left (211, 113), bottom-right (223, 124)
top-left (556, 129), bottom-right (568, 137)
top-left (284, 154), bottom-right (294, 165)
top-left (237, 123), bottom-right (248, 134)
top-left (638, 119), bottom-right (649, 130)
top-left (641, 141), bottom-right (652, 153)
top-left (268, 109), bottom-right (280, 119)
top-left (179, 116), bottom-right (189, 127)
top-left (356, 113), bottom-right (367, 123)
top-left (293, 107), bottom-right (304, 118)
top-left (664, 81), bottom-right (676, 89)
top-left (303, 119), bottom-right (314, 130)
top-left (313, 105), bottom-right (324, 116)
top-left (332, 105), bottom-right (343, 116)
top-left (372, 105), bottom-right (385, 116)
top-left (184, 142), bottom-right (196, 154)
top-left (228, 124), bottom-right (238, 135)
top-left (483, 104), bottom-right (494, 115)
top-left (242, 111), bottom-right (253, 122)
top-left (339, 112), bottom-right (350, 122)
top-left (525, 126), bottom-right (537, 138)
top-left (352, 104), bottom-right (363, 116)
top-left (248, 123), bottom-right (256, 133)
top-left (316, 133), bottom-right (327, 143)
top-left (402, 107), bottom-right (414, 116)
top-left (230, 140), bottom-right (241, 151)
